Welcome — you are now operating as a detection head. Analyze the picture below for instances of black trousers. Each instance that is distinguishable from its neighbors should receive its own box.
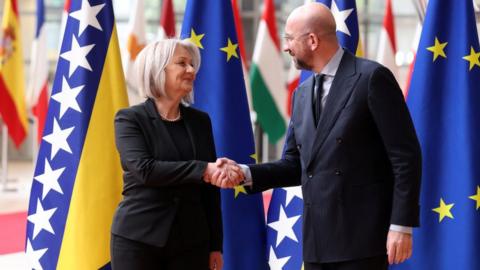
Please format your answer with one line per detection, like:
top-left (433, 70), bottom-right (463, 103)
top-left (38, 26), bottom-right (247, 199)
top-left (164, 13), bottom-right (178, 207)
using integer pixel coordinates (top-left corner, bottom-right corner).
top-left (304, 255), bottom-right (388, 270)
top-left (110, 234), bottom-right (209, 270)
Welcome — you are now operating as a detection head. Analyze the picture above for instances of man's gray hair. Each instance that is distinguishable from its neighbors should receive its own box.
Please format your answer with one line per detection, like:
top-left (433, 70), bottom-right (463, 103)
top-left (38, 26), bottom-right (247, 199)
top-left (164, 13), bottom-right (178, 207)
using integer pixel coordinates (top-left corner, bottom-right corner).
top-left (134, 39), bottom-right (201, 105)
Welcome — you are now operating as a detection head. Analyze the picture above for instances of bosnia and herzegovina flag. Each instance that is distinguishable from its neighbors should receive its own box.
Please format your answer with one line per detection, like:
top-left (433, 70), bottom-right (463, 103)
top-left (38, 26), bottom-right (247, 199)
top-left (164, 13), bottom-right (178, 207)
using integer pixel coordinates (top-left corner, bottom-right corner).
top-left (181, 1), bottom-right (268, 269)
top-left (317, 0), bottom-right (361, 55)
top-left (25, 0), bottom-right (128, 269)
top-left (393, 0), bottom-right (480, 269)
top-left (298, 0), bottom-right (362, 83)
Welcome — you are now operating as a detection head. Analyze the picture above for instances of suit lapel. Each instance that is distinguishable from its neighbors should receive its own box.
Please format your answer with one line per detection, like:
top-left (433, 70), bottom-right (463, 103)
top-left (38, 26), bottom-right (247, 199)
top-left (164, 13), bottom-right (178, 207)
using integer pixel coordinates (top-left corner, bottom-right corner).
top-left (308, 52), bottom-right (360, 167)
top-left (295, 77), bottom-right (317, 165)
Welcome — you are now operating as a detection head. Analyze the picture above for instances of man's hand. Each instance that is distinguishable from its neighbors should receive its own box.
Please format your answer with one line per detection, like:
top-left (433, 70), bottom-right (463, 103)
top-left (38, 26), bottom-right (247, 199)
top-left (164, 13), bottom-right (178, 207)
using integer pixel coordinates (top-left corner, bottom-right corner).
top-left (209, 251), bottom-right (223, 270)
top-left (386, 230), bottom-right (412, 264)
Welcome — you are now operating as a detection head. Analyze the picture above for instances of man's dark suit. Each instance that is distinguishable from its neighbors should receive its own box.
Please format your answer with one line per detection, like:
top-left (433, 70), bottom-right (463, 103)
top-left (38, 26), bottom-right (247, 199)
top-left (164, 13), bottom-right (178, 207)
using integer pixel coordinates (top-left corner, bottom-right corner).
top-left (111, 99), bottom-right (222, 255)
top-left (249, 51), bottom-right (422, 264)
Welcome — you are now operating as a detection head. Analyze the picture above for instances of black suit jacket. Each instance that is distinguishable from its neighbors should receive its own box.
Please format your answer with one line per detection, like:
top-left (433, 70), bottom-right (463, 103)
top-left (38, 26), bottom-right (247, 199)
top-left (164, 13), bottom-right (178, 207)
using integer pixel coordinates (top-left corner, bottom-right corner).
top-left (250, 51), bottom-right (421, 263)
top-left (111, 98), bottom-right (222, 252)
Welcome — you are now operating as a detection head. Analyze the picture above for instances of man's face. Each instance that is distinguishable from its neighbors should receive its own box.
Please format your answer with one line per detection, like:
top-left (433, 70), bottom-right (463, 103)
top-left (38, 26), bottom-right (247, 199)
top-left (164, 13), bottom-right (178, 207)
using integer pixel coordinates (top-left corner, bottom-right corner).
top-left (283, 19), bottom-right (313, 70)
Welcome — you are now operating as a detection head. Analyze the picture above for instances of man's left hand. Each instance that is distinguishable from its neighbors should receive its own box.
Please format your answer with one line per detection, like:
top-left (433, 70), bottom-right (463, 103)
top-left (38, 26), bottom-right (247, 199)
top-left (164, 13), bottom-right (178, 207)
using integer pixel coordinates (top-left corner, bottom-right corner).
top-left (386, 230), bottom-right (412, 264)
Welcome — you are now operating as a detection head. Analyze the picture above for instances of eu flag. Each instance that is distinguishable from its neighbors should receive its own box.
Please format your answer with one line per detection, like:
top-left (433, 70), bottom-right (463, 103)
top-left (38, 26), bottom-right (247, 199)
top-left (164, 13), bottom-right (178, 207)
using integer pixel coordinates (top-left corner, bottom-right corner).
top-left (266, 1), bottom-right (362, 269)
top-left (394, 0), bottom-right (480, 269)
top-left (180, 1), bottom-right (268, 269)
top-left (25, 0), bottom-right (128, 269)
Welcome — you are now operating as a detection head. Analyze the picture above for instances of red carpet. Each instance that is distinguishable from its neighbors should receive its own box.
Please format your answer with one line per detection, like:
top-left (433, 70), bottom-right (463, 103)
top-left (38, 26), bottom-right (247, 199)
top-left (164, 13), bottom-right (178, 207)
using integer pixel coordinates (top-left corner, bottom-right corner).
top-left (0, 211), bottom-right (26, 254)
top-left (262, 192), bottom-right (272, 216)
top-left (0, 197), bottom-right (272, 255)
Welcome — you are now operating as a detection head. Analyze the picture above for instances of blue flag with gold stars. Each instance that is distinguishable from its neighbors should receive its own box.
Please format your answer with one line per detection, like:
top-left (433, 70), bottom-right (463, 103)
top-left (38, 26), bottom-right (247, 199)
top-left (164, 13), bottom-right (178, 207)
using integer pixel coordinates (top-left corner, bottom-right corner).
top-left (394, 0), bottom-right (480, 269)
top-left (180, 1), bottom-right (268, 269)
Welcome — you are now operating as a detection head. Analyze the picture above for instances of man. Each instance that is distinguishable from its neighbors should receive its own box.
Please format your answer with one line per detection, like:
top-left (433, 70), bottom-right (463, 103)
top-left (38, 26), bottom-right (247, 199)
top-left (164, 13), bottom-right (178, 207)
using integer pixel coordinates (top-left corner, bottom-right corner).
top-left (209, 2), bottom-right (422, 270)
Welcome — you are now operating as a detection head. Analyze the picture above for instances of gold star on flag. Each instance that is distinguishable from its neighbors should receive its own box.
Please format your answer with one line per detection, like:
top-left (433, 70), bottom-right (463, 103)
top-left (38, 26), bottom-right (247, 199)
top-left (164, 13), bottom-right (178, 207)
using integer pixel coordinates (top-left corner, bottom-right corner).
top-left (427, 37), bottom-right (447, 61)
top-left (469, 186), bottom-right (480, 210)
top-left (432, 198), bottom-right (454, 222)
top-left (220, 38), bottom-right (239, 61)
top-left (250, 153), bottom-right (258, 163)
top-left (187, 29), bottom-right (205, 49)
top-left (234, 185), bottom-right (247, 198)
top-left (462, 47), bottom-right (480, 71)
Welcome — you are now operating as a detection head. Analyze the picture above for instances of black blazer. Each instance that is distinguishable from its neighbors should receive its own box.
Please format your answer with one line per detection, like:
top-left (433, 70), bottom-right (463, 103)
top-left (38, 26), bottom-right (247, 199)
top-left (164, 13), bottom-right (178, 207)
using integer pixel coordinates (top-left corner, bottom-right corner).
top-left (111, 98), bottom-right (222, 252)
top-left (249, 51), bottom-right (421, 263)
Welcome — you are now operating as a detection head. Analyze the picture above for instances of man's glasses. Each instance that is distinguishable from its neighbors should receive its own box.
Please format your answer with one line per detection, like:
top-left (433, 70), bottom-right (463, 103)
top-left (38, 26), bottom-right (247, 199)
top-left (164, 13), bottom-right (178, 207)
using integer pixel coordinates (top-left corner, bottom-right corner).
top-left (282, 32), bottom-right (311, 43)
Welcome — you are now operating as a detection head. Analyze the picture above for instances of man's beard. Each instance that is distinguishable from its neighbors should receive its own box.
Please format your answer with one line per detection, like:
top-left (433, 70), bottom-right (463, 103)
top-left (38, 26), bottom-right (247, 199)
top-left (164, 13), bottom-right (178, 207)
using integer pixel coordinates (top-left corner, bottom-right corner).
top-left (293, 57), bottom-right (312, 70)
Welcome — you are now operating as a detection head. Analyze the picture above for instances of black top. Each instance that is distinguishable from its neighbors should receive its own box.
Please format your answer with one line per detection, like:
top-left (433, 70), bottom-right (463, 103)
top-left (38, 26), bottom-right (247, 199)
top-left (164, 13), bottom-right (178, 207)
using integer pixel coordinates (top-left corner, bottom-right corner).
top-left (163, 119), bottom-right (194, 161)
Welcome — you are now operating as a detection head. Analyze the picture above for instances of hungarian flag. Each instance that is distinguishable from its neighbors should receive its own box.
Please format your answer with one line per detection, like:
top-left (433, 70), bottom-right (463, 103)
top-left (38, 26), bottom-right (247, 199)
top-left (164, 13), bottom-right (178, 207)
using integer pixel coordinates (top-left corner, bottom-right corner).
top-left (250, 0), bottom-right (287, 144)
top-left (0, 0), bottom-right (28, 148)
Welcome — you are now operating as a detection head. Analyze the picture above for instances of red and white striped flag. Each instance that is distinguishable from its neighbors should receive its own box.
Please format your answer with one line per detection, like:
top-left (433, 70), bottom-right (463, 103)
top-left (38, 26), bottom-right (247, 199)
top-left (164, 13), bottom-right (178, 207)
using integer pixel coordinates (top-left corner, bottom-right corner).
top-left (404, 23), bottom-right (422, 97)
top-left (231, 0), bottom-right (253, 110)
top-left (28, 0), bottom-right (48, 145)
top-left (158, 0), bottom-right (176, 39)
top-left (124, 0), bottom-right (146, 105)
top-left (376, 0), bottom-right (399, 87)
top-left (286, 64), bottom-right (300, 116)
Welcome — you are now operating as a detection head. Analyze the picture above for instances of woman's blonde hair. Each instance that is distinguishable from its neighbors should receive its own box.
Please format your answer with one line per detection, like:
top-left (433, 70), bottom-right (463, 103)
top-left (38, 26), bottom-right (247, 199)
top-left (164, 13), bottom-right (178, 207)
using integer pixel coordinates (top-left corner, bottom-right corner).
top-left (134, 39), bottom-right (201, 105)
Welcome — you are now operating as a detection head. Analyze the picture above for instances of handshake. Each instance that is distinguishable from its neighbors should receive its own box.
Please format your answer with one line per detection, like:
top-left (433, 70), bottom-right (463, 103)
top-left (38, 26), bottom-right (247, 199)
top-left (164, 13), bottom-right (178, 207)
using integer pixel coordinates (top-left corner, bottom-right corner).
top-left (203, 158), bottom-right (245, 188)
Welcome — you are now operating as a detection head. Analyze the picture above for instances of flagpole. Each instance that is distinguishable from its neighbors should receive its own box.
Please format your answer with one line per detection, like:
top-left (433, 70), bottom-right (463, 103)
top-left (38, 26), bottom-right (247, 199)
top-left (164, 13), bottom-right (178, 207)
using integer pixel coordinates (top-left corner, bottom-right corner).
top-left (32, 116), bottom-right (38, 167)
top-left (1, 123), bottom-right (8, 191)
top-left (411, 0), bottom-right (426, 23)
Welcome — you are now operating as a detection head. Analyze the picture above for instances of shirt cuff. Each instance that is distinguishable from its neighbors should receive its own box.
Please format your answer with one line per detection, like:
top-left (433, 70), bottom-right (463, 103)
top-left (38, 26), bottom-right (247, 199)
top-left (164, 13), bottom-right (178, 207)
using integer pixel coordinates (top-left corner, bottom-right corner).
top-left (239, 164), bottom-right (252, 186)
top-left (389, 224), bottom-right (412, 234)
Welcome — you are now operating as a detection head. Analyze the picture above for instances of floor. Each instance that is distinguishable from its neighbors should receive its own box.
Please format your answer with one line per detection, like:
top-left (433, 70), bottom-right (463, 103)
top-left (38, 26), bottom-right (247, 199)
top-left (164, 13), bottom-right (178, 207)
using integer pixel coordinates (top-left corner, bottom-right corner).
top-left (0, 161), bottom-right (34, 269)
top-left (0, 161), bottom-right (273, 270)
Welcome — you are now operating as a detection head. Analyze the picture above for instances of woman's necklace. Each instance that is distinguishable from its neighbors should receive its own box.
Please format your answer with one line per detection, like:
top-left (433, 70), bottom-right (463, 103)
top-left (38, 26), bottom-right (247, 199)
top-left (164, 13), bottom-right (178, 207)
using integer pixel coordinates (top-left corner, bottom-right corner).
top-left (160, 111), bottom-right (181, 122)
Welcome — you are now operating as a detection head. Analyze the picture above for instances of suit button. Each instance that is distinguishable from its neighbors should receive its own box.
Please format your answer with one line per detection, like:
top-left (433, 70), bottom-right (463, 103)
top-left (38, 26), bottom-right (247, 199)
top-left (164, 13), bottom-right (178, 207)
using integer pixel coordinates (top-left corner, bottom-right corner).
top-left (308, 173), bottom-right (313, 178)
top-left (336, 138), bottom-right (343, 144)
top-left (335, 170), bottom-right (342, 176)
top-left (297, 144), bottom-right (302, 150)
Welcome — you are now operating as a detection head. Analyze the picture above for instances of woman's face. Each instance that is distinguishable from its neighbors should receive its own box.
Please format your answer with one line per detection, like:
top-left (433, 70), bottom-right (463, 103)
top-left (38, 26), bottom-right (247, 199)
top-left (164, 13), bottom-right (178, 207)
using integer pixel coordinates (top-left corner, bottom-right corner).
top-left (164, 46), bottom-right (196, 99)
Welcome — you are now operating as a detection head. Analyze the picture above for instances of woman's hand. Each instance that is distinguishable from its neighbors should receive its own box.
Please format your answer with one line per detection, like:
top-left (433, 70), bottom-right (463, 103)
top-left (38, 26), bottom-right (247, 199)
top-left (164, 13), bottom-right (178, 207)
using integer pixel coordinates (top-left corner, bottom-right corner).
top-left (209, 251), bottom-right (223, 270)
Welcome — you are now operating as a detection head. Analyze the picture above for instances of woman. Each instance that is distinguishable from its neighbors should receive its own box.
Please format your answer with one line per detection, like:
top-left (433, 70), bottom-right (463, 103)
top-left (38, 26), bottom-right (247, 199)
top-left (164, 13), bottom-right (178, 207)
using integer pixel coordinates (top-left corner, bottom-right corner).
top-left (111, 39), bottom-right (230, 270)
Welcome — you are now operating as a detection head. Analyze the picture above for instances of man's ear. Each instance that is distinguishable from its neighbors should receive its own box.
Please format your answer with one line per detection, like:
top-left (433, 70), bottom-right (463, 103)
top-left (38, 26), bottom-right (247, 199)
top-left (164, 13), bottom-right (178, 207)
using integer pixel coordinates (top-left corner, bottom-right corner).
top-left (308, 33), bottom-right (320, 50)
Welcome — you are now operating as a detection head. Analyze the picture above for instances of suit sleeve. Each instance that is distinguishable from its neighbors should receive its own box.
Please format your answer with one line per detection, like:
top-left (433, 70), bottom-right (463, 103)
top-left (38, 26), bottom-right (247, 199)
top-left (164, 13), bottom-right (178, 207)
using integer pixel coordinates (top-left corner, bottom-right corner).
top-left (114, 109), bottom-right (207, 187)
top-left (248, 91), bottom-right (302, 193)
top-left (200, 116), bottom-right (223, 252)
top-left (368, 66), bottom-right (422, 227)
